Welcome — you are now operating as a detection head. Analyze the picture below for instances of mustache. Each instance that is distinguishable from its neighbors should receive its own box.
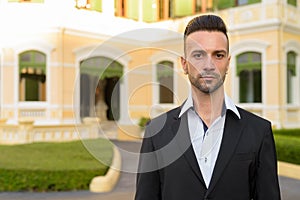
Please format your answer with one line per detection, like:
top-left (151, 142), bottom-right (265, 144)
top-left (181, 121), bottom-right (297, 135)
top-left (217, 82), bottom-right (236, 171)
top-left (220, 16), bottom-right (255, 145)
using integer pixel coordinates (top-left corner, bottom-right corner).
top-left (198, 72), bottom-right (220, 78)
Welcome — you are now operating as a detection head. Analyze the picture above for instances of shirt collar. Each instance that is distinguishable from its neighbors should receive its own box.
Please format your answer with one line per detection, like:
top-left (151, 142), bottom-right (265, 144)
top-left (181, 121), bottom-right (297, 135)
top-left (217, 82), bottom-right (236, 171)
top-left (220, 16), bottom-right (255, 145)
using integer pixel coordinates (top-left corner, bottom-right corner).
top-left (179, 92), bottom-right (241, 119)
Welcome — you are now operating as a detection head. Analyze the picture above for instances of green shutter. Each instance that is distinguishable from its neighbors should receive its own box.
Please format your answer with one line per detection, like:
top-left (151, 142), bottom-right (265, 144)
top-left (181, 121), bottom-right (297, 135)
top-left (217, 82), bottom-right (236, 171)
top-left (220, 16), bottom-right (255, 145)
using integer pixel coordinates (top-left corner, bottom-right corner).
top-left (217, 0), bottom-right (235, 9)
top-left (19, 51), bottom-right (46, 74)
top-left (157, 61), bottom-right (173, 80)
top-left (288, 0), bottom-right (297, 6)
top-left (236, 52), bottom-right (261, 75)
top-left (91, 0), bottom-right (102, 12)
top-left (249, 0), bottom-right (261, 4)
top-left (287, 52), bottom-right (297, 76)
top-left (143, 0), bottom-right (157, 22)
top-left (173, 0), bottom-right (193, 17)
top-left (25, 78), bottom-right (39, 101)
top-left (127, 0), bottom-right (139, 20)
top-left (80, 57), bottom-right (123, 80)
top-left (236, 63), bottom-right (262, 75)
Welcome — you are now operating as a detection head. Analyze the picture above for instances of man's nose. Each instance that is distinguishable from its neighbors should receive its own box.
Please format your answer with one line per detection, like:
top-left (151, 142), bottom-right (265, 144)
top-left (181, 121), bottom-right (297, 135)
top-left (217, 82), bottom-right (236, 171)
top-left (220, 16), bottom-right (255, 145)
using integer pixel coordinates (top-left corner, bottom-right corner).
top-left (203, 56), bottom-right (216, 71)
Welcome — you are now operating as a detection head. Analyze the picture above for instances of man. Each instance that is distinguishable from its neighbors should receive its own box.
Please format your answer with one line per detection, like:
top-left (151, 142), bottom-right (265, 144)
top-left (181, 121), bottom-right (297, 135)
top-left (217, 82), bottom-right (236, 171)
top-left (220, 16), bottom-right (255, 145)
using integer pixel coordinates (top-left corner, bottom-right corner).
top-left (135, 15), bottom-right (281, 200)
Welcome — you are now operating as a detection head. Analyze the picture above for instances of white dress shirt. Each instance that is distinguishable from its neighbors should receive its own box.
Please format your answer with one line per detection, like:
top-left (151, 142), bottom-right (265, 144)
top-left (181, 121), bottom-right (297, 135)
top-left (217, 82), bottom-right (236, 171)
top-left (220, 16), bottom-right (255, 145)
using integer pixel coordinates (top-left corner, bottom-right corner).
top-left (178, 92), bottom-right (240, 188)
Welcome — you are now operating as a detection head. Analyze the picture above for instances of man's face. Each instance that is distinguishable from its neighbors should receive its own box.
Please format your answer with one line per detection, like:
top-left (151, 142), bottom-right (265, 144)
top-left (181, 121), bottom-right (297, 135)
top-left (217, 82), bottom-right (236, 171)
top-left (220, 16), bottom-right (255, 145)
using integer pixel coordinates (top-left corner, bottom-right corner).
top-left (181, 31), bottom-right (230, 94)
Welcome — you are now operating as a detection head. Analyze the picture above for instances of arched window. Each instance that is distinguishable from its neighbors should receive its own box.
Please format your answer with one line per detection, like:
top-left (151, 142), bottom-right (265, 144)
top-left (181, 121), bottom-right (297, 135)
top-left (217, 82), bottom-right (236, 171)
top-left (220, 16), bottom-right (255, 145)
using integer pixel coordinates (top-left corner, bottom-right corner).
top-left (156, 61), bottom-right (174, 104)
top-left (19, 50), bottom-right (46, 101)
top-left (287, 51), bottom-right (297, 104)
top-left (236, 52), bottom-right (262, 103)
top-left (80, 56), bottom-right (123, 120)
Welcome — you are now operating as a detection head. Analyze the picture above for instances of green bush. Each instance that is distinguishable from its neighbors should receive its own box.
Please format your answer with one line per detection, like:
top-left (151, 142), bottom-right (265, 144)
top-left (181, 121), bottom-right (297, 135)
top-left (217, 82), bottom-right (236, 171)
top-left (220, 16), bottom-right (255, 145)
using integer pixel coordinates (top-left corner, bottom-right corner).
top-left (0, 139), bottom-right (113, 192)
top-left (138, 117), bottom-right (150, 128)
top-left (0, 169), bottom-right (103, 192)
top-left (273, 129), bottom-right (300, 165)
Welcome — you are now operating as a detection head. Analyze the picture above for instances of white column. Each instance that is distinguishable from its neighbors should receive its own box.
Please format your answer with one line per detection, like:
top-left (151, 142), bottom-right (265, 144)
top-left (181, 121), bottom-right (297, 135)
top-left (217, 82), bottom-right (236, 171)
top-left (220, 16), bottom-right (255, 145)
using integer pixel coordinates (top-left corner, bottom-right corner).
top-left (119, 76), bottom-right (131, 125)
top-left (138, 0), bottom-right (143, 22)
top-left (102, 0), bottom-right (115, 17)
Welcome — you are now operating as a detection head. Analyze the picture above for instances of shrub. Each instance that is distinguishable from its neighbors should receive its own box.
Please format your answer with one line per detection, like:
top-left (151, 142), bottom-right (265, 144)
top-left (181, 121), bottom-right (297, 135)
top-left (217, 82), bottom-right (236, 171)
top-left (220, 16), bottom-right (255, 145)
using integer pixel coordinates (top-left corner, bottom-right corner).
top-left (138, 117), bottom-right (150, 128)
top-left (273, 129), bottom-right (300, 165)
top-left (0, 139), bottom-right (113, 192)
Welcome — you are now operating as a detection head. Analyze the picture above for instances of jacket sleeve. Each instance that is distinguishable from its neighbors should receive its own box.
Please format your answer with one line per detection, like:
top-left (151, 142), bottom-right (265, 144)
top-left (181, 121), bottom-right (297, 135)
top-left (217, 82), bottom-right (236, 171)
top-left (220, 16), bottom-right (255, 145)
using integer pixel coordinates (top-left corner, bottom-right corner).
top-left (135, 127), bottom-right (162, 200)
top-left (254, 123), bottom-right (281, 200)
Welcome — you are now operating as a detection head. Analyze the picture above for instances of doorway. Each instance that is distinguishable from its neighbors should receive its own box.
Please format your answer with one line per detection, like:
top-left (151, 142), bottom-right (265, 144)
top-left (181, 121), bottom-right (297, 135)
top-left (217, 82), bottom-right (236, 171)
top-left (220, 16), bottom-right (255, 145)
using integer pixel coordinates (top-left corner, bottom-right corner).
top-left (80, 56), bottom-right (123, 121)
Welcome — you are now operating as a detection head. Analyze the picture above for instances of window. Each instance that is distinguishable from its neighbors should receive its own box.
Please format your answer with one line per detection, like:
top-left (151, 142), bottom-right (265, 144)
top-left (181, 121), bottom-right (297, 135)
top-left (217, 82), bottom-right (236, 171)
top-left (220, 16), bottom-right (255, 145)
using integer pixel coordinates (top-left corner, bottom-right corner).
top-left (80, 56), bottom-right (123, 120)
top-left (287, 51), bottom-right (297, 104)
top-left (157, 61), bottom-right (174, 104)
top-left (19, 50), bottom-right (46, 101)
top-left (288, 0), bottom-right (297, 7)
top-left (236, 52), bottom-right (262, 103)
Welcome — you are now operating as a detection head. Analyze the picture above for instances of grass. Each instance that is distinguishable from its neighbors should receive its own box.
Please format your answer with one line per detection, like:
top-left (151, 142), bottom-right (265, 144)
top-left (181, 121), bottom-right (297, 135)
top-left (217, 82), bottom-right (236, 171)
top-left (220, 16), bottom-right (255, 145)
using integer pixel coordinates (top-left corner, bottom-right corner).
top-left (0, 138), bottom-right (113, 191)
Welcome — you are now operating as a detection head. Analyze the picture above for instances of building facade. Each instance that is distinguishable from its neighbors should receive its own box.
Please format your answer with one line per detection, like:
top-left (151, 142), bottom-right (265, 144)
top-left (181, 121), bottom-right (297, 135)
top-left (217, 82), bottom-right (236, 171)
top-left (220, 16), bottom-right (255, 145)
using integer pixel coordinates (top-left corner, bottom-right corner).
top-left (0, 0), bottom-right (299, 130)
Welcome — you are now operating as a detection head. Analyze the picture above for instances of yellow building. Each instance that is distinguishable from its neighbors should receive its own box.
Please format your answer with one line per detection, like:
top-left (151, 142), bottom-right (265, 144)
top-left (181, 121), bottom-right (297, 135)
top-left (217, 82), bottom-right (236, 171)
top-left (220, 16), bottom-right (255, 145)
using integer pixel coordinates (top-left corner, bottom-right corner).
top-left (0, 0), bottom-right (299, 133)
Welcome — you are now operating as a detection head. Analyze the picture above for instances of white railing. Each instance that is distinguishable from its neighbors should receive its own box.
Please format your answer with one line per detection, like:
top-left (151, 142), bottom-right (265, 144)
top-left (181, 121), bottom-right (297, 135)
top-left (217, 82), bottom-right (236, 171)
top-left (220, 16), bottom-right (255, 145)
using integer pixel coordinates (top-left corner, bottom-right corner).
top-left (0, 118), bottom-right (100, 145)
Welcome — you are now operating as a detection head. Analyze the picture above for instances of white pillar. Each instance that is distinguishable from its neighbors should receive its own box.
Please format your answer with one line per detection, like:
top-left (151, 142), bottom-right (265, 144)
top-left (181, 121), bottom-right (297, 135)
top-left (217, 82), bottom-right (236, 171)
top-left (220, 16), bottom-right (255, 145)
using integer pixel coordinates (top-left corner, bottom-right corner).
top-left (138, 0), bottom-right (143, 22)
top-left (102, 0), bottom-right (115, 17)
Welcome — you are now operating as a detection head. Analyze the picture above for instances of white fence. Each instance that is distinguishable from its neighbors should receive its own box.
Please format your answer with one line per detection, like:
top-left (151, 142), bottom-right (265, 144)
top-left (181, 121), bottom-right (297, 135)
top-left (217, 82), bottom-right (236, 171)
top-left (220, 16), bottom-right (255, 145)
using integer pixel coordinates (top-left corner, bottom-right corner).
top-left (0, 118), bottom-right (100, 145)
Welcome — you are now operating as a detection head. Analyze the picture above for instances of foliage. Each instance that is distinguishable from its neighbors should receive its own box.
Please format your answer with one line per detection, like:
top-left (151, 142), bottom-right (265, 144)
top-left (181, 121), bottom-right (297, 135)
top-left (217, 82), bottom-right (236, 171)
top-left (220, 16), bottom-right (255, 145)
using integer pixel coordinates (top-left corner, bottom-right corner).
top-left (0, 139), bottom-right (113, 192)
top-left (273, 129), bottom-right (300, 165)
top-left (138, 117), bottom-right (151, 128)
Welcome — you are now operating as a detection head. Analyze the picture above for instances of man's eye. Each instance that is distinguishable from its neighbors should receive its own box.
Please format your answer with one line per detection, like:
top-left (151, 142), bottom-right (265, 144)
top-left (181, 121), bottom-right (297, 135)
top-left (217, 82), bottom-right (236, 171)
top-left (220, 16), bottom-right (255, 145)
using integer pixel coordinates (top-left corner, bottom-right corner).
top-left (216, 54), bottom-right (225, 59)
top-left (193, 53), bottom-right (203, 58)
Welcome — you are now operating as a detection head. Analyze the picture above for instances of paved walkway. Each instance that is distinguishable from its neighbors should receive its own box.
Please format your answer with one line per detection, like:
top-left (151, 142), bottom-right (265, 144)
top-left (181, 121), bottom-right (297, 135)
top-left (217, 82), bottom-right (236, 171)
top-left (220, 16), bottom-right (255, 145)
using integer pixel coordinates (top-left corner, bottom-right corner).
top-left (1, 140), bottom-right (300, 200)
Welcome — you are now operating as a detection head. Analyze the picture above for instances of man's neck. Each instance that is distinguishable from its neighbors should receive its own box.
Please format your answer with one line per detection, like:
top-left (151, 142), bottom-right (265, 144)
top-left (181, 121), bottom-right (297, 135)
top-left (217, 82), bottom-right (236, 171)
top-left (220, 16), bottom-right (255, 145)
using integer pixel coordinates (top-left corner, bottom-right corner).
top-left (191, 86), bottom-right (225, 127)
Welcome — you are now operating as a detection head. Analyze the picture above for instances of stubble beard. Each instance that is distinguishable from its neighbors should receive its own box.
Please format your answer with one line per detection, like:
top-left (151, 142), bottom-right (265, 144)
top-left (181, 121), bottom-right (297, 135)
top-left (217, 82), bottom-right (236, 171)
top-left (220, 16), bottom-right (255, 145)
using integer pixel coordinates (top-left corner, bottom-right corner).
top-left (188, 72), bottom-right (226, 94)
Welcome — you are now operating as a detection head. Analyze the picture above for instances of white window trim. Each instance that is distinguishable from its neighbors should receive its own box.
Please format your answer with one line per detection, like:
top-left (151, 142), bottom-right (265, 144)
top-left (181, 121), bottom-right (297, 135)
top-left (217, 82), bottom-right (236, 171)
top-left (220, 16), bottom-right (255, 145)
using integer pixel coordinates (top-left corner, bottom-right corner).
top-left (73, 44), bottom-right (131, 124)
top-left (230, 39), bottom-right (270, 112)
top-left (13, 40), bottom-right (55, 120)
top-left (283, 40), bottom-right (300, 106)
top-left (150, 52), bottom-right (179, 108)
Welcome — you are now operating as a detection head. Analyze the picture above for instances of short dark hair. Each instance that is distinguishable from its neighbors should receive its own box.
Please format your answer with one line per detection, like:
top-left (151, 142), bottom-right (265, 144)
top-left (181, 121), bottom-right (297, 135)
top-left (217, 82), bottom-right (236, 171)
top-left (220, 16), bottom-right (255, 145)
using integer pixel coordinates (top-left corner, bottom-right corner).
top-left (183, 15), bottom-right (229, 55)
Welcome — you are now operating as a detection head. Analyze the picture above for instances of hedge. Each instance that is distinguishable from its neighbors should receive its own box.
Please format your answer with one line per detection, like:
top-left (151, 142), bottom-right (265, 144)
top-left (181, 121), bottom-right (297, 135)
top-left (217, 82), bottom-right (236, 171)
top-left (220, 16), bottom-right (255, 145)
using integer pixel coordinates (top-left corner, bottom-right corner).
top-left (0, 139), bottom-right (113, 192)
top-left (273, 129), bottom-right (300, 165)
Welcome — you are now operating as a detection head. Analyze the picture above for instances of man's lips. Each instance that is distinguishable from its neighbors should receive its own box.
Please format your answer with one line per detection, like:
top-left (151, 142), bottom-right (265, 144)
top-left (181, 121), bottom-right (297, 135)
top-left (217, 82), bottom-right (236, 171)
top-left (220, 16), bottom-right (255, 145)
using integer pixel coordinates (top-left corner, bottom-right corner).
top-left (200, 75), bottom-right (216, 79)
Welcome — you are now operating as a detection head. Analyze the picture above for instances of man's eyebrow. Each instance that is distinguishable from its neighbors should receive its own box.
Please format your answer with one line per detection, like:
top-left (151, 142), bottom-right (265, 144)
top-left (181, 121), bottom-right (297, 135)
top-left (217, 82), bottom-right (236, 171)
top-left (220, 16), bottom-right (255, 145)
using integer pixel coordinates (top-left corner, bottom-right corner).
top-left (214, 50), bottom-right (228, 54)
top-left (190, 50), bottom-right (206, 54)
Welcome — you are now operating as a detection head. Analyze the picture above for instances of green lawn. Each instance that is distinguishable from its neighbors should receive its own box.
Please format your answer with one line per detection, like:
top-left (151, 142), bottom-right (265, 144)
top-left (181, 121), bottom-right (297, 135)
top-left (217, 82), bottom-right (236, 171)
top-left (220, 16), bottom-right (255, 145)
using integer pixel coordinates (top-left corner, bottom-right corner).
top-left (0, 138), bottom-right (113, 191)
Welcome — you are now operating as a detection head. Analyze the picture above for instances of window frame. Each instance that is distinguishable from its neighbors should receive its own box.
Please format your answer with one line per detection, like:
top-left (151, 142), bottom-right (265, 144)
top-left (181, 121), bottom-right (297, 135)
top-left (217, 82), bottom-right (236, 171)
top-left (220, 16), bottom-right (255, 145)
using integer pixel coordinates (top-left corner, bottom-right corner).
top-left (286, 51), bottom-right (298, 105)
top-left (156, 60), bottom-right (174, 104)
top-left (236, 52), bottom-right (262, 104)
top-left (19, 50), bottom-right (46, 102)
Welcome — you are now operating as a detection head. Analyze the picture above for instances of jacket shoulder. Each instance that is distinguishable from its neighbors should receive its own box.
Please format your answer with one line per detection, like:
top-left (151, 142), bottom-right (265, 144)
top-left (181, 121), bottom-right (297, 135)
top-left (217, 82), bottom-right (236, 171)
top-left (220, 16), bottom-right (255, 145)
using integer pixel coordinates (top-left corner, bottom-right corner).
top-left (236, 106), bottom-right (271, 127)
top-left (143, 106), bottom-right (181, 137)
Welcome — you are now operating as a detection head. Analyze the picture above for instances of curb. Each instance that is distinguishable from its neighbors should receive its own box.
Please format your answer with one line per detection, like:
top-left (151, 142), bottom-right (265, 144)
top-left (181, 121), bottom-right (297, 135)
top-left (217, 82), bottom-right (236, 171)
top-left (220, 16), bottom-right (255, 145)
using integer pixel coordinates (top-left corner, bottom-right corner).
top-left (89, 146), bottom-right (122, 193)
top-left (278, 161), bottom-right (300, 180)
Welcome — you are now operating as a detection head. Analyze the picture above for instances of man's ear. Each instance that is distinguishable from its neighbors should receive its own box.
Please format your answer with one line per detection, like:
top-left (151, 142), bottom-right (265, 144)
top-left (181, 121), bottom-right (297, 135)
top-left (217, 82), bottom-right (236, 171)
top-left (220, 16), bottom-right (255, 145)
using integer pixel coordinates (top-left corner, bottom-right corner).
top-left (181, 56), bottom-right (188, 74)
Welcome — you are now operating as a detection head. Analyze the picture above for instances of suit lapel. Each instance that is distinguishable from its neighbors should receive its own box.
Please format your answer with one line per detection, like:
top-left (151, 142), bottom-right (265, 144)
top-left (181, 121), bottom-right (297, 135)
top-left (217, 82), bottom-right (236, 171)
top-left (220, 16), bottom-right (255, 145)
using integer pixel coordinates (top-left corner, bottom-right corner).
top-left (206, 110), bottom-right (244, 194)
top-left (171, 112), bottom-right (206, 186)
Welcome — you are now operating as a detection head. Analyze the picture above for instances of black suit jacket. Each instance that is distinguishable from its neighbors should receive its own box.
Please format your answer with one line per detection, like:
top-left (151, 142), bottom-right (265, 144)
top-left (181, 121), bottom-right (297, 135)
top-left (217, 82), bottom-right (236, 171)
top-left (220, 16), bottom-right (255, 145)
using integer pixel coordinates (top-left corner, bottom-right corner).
top-left (135, 106), bottom-right (281, 200)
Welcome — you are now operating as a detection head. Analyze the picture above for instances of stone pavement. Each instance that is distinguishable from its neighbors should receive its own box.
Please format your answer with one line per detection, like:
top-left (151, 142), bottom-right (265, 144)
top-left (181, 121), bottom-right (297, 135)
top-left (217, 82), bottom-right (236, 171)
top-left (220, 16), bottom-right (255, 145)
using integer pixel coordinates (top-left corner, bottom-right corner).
top-left (1, 140), bottom-right (300, 200)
